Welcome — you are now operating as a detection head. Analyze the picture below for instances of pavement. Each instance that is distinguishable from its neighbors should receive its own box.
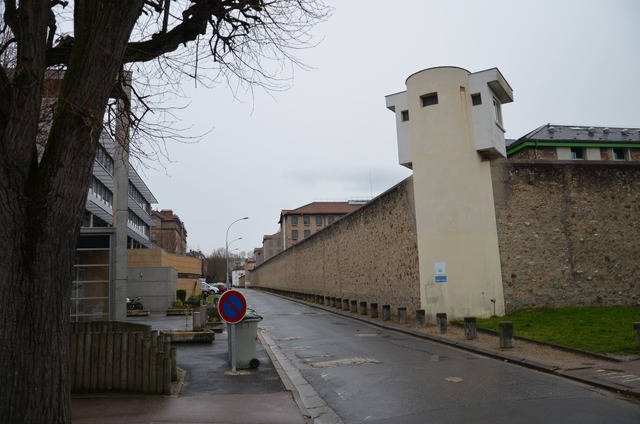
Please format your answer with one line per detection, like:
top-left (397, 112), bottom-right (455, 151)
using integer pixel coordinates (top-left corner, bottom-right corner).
top-left (71, 294), bottom-right (640, 423)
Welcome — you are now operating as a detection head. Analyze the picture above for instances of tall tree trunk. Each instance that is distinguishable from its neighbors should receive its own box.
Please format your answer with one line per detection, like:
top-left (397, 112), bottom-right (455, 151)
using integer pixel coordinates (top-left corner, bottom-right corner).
top-left (0, 1), bottom-right (144, 422)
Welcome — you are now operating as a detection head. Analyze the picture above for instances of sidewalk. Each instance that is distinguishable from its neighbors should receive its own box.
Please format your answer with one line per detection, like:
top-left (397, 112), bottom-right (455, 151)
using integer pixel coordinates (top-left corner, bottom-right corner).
top-left (71, 313), bottom-right (312, 424)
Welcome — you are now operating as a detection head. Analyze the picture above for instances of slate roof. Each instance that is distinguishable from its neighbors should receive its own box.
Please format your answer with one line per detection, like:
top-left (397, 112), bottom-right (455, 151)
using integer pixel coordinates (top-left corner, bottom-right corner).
top-left (278, 202), bottom-right (366, 224)
top-left (507, 124), bottom-right (640, 151)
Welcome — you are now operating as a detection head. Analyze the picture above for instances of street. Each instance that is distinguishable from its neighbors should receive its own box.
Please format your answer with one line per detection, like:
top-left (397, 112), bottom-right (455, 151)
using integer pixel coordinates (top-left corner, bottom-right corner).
top-left (244, 289), bottom-right (640, 424)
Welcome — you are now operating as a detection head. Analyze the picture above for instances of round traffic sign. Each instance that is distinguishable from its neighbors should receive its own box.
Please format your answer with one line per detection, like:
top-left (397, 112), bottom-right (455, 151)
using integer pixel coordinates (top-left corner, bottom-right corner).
top-left (218, 290), bottom-right (247, 324)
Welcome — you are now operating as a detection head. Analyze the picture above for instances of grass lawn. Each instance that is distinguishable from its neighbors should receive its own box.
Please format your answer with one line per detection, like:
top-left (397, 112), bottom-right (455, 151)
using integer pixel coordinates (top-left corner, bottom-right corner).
top-left (474, 306), bottom-right (640, 354)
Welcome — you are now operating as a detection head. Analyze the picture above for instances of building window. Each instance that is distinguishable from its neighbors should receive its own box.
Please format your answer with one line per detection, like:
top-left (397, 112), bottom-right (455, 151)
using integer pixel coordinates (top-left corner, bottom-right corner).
top-left (291, 216), bottom-right (298, 227)
top-left (401, 110), bottom-right (409, 121)
top-left (492, 97), bottom-right (503, 127)
top-left (304, 230), bottom-right (310, 239)
top-left (471, 93), bottom-right (482, 106)
top-left (421, 92), bottom-right (438, 107)
top-left (303, 216), bottom-right (310, 226)
top-left (328, 215), bottom-right (335, 225)
top-left (292, 230), bottom-right (298, 240)
top-left (571, 147), bottom-right (584, 160)
top-left (613, 148), bottom-right (627, 160)
top-left (316, 216), bottom-right (323, 226)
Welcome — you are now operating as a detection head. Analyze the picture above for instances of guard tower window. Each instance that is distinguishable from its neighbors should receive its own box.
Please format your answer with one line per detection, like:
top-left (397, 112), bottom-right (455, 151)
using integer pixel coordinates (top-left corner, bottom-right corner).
top-left (421, 93), bottom-right (438, 107)
top-left (401, 110), bottom-right (409, 121)
top-left (492, 97), bottom-right (503, 126)
top-left (471, 93), bottom-right (482, 106)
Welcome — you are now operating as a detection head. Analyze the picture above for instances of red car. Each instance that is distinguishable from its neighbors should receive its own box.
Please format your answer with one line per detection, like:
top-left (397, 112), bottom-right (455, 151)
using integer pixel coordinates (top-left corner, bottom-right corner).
top-left (213, 282), bottom-right (228, 293)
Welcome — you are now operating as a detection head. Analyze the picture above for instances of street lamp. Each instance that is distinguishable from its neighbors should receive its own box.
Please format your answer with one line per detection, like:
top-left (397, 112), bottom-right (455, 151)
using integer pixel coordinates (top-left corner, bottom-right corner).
top-left (225, 217), bottom-right (248, 288)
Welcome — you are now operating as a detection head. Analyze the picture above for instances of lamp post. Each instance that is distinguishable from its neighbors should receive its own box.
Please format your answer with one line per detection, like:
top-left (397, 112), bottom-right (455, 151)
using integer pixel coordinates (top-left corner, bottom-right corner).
top-left (225, 217), bottom-right (248, 288)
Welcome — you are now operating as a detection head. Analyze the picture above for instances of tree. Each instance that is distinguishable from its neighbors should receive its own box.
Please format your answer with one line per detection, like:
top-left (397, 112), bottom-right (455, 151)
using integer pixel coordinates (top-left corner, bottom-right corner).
top-left (0, 1), bottom-right (329, 422)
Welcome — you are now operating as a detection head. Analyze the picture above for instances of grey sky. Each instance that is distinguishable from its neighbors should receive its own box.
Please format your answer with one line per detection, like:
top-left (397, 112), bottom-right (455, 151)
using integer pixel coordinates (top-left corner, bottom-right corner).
top-left (143, 0), bottom-right (640, 256)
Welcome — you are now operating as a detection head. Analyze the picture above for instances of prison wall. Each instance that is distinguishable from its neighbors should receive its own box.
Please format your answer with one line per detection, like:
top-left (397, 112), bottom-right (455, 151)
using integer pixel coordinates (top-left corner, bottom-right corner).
top-left (251, 177), bottom-right (421, 319)
top-left (492, 160), bottom-right (640, 312)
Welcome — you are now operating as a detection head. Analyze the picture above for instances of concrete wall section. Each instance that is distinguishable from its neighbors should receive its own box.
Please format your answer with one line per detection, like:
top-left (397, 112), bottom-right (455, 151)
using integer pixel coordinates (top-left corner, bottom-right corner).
top-left (252, 178), bottom-right (421, 319)
top-left (492, 160), bottom-right (640, 311)
top-left (127, 266), bottom-right (177, 311)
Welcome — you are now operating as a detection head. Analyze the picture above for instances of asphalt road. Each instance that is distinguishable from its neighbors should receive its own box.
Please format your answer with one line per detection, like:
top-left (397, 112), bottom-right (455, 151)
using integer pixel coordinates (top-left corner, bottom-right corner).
top-left (244, 289), bottom-right (640, 424)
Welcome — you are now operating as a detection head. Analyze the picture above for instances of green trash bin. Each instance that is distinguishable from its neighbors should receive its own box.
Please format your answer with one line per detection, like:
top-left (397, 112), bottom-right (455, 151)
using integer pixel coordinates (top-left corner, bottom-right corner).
top-left (228, 309), bottom-right (263, 369)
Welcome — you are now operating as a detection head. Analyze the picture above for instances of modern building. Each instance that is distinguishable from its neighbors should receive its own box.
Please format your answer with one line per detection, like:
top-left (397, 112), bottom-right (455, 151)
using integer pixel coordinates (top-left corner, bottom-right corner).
top-left (150, 209), bottom-right (188, 254)
top-left (507, 124), bottom-right (640, 161)
top-left (385, 66), bottom-right (513, 320)
top-left (73, 131), bottom-right (158, 321)
top-left (279, 201), bottom-right (366, 249)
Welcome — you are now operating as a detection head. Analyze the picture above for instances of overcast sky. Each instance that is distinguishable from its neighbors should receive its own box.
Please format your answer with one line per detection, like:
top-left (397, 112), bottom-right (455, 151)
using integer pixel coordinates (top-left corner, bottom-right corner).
top-left (141, 0), bottom-right (640, 256)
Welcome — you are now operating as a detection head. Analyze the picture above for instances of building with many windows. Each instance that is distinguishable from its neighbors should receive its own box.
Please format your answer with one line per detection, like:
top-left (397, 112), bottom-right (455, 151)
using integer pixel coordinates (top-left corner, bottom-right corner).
top-left (73, 131), bottom-right (158, 322)
top-left (278, 201), bottom-right (366, 250)
top-left (507, 124), bottom-right (640, 161)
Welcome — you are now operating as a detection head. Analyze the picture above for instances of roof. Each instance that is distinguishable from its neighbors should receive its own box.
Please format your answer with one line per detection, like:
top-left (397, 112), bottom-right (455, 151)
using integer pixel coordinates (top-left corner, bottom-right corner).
top-left (280, 201), bottom-right (364, 219)
top-left (507, 124), bottom-right (640, 154)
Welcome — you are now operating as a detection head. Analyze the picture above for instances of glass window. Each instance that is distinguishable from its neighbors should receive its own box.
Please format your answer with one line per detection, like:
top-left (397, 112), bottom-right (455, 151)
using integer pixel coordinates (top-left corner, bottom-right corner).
top-left (328, 216), bottom-right (335, 225)
top-left (571, 147), bottom-right (584, 160)
top-left (493, 97), bottom-right (503, 127)
top-left (292, 230), bottom-right (298, 240)
top-left (401, 110), bottom-right (409, 121)
top-left (613, 148), bottom-right (626, 160)
top-left (316, 216), bottom-right (323, 226)
top-left (471, 93), bottom-right (482, 106)
top-left (291, 216), bottom-right (298, 227)
top-left (304, 230), bottom-right (311, 239)
top-left (421, 92), bottom-right (438, 107)
top-left (303, 216), bottom-right (310, 226)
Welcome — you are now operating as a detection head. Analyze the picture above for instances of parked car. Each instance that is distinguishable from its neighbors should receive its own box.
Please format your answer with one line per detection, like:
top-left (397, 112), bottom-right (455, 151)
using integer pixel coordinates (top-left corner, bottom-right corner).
top-left (213, 282), bottom-right (228, 293)
top-left (201, 281), bottom-right (219, 295)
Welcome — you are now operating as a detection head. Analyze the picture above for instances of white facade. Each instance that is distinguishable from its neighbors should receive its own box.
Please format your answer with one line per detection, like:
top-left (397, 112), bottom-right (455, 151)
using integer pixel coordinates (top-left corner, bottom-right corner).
top-left (386, 66), bottom-right (512, 321)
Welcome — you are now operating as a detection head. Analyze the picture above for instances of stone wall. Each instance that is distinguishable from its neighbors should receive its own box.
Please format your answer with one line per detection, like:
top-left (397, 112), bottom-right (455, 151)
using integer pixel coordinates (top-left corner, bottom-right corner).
top-left (251, 178), bottom-right (421, 319)
top-left (252, 160), bottom-right (640, 316)
top-left (492, 160), bottom-right (640, 312)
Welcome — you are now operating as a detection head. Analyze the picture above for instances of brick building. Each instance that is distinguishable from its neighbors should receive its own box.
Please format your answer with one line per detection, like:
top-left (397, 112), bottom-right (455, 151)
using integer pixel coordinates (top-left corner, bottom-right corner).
top-left (507, 124), bottom-right (640, 161)
top-left (150, 209), bottom-right (188, 255)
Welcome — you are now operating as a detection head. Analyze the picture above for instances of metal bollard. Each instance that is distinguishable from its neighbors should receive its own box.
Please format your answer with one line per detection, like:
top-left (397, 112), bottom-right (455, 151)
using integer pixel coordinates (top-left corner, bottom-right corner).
top-left (416, 309), bottom-right (425, 327)
top-left (359, 301), bottom-right (368, 315)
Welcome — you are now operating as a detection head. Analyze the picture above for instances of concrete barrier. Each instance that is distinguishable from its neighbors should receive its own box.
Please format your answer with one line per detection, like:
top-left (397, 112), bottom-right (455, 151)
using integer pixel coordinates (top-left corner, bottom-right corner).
top-left (416, 309), bottom-right (425, 327)
top-left (464, 317), bottom-right (477, 340)
top-left (499, 321), bottom-right (515, 348)
top-left (398, 307), bottom-right (407, 324)
top-left (359, 301), bottom-right (368, 315)
top-left (382, 304), bottom-right (391, 321)
top-left (370, 303), bottom-right (378, 318)
top-left (436, 313), bottom-right (448, 333)
top-left (343, 299), bottom-right (350, 311)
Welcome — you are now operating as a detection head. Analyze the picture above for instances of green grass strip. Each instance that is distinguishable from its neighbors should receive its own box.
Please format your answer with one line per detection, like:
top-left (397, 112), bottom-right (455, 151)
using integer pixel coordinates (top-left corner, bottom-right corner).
top-left (474, 306), bottom-right (640, 354)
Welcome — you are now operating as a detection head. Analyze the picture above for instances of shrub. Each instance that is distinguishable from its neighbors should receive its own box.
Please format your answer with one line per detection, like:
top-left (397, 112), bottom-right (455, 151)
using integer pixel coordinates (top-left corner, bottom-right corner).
top-left (176, 289), bottom-right (187, 302)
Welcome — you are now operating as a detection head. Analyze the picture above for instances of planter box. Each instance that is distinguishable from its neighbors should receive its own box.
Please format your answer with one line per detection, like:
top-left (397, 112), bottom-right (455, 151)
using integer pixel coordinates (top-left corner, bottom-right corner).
top-left (207, 322), bottom-right (225, 333)
top-left (127, 309), bottom-right (149, 317)
top-left (166, 308), bottom-right (193, 316)
top-left (162, 329), bottom-right (215, 343)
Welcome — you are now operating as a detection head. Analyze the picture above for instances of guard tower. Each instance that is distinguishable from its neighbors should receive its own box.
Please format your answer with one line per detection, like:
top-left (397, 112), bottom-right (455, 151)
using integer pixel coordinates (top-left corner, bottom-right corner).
top-left (385, 66), bottom-right (513, 321)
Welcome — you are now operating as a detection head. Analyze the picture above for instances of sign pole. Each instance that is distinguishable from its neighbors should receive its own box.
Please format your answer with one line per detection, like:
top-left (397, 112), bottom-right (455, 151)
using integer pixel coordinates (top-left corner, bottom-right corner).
top-left (231, 324), bottom-right (237, 371)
